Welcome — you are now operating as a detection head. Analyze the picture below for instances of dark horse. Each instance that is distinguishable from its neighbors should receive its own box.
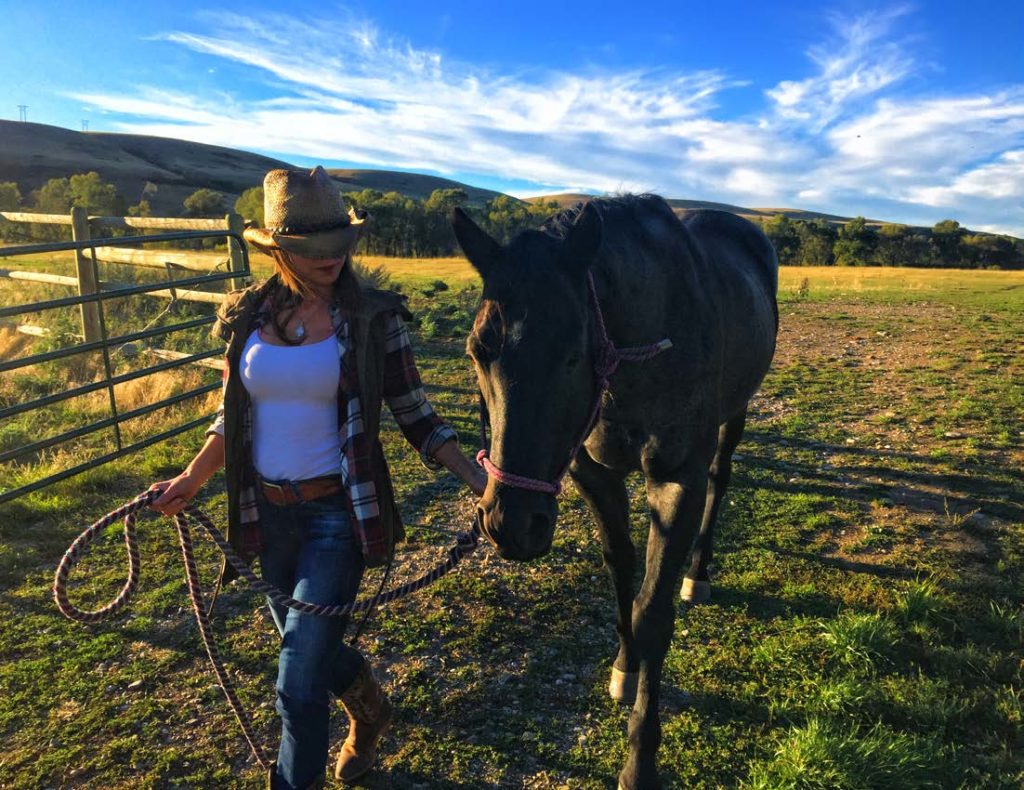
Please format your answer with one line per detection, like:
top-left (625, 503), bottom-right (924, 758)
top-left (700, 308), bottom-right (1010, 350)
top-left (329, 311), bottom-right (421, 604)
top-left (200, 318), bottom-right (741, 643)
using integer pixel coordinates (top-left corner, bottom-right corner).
top-left (452, 195), bottom-right (778, 789)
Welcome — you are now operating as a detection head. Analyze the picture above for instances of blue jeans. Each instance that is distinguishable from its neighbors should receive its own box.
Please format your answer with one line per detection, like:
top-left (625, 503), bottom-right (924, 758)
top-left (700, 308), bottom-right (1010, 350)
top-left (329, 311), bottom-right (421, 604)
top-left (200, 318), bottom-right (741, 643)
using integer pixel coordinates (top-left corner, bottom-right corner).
top-left (258, 492), bottom-right (366, 790)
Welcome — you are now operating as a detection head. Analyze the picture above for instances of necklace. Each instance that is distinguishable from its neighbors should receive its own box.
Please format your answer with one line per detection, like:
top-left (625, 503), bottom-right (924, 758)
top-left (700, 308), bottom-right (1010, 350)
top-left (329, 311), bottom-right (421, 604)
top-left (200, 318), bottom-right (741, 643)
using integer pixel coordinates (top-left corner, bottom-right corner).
top-left (291, 292), bottom-right (328, 342)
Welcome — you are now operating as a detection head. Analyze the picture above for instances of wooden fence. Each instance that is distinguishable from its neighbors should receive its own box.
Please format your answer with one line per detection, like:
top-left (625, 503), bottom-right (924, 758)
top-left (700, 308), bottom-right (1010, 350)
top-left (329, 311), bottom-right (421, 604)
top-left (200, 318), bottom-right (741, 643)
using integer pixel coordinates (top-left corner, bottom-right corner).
top-left (0, 208), bottom-right (246, 342)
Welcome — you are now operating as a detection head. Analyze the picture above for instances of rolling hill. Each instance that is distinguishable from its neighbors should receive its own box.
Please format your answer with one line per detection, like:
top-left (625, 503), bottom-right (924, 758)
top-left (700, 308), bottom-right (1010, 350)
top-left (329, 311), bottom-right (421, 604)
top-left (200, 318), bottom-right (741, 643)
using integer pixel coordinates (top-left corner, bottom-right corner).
top-left (0, 121), bottom-right (294, 216)
top-left (0, 121), bottom-right (506, 216)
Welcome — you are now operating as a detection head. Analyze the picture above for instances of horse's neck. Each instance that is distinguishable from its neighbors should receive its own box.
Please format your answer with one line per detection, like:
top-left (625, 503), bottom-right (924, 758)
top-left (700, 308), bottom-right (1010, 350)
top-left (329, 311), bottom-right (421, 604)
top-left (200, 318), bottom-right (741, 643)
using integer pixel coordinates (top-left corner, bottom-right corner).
top-left (591, 232), bottom-right (703, 346)
top-left (589, 254), bottom-right (669, 347)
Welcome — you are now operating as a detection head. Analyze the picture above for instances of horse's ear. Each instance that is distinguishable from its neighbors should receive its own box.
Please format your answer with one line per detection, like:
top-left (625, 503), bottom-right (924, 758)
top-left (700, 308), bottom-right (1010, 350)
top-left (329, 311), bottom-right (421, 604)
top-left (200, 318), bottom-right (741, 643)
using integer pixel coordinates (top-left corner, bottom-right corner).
top-left (451, 207), bottom-right (501, 279)
top-left (565, 202), bottom-right (603, 275)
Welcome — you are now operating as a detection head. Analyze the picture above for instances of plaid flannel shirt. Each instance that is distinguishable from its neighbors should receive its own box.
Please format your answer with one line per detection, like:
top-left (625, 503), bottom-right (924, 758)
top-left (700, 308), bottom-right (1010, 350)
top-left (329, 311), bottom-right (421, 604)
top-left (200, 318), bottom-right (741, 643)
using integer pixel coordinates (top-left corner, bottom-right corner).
top-left (209, 297), bottom-right (456, 563)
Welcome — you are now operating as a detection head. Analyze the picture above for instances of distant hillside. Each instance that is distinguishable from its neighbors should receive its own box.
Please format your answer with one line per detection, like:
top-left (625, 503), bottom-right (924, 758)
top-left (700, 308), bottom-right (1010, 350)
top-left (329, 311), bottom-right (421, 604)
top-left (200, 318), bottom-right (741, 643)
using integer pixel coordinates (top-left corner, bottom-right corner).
top-left (0, 121), bottom-right (294, 215)
top-left (527, 193), bottom-right (887, 228)
top-left (0, 121), bottom-right (506, 215)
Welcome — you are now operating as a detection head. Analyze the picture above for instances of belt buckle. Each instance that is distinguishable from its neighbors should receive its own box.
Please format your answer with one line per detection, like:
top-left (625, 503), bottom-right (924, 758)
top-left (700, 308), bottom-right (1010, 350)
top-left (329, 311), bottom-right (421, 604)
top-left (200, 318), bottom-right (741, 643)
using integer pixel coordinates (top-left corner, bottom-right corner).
top-left (261, 478), bottom-right (303, 505)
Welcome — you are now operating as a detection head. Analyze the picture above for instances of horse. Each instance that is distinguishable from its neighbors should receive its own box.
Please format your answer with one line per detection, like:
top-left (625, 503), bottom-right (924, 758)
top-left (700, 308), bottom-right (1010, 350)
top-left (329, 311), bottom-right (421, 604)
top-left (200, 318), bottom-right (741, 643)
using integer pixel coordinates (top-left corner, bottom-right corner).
top-left (451, 194), bottom-right (778, 790)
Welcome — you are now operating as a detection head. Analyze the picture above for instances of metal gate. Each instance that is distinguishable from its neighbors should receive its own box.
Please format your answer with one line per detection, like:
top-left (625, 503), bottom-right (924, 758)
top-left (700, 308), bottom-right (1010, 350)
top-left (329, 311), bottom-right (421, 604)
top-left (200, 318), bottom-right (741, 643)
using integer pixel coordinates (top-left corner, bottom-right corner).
top-left (0, 230), bottom-right (250, 504)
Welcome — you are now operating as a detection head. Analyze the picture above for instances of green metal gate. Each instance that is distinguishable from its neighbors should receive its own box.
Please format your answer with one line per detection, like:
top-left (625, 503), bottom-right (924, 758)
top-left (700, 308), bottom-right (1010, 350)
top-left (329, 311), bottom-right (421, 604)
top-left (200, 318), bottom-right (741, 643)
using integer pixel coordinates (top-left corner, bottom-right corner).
top-left (0, 230), bottom-right (250, 504)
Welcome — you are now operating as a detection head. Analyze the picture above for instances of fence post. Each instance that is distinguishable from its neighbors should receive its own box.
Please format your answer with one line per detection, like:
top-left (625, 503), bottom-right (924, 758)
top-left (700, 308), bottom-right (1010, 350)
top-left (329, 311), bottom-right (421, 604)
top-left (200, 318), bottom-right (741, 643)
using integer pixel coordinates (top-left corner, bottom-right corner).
top-left (225, 212), bottom-right (246, 292)
top-left (70, 206), bottom-right (102, 343)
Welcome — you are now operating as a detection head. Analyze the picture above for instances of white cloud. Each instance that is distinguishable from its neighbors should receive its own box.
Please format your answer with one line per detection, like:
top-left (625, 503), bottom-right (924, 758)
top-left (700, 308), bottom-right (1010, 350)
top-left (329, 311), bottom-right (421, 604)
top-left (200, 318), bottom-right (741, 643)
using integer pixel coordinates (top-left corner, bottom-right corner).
top-left (766, 6), bottom-right (916, 131)
top-left (67, 7), bottom-right (1024, 236)
top-left (906, 149), bottom-right (1024, 210)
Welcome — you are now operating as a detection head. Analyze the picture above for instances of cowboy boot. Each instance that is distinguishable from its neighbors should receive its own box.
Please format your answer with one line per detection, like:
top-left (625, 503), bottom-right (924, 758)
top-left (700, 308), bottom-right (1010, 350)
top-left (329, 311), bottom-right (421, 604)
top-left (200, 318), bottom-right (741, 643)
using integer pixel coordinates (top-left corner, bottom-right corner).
top-left (334, 662), bottom-right (393, 784)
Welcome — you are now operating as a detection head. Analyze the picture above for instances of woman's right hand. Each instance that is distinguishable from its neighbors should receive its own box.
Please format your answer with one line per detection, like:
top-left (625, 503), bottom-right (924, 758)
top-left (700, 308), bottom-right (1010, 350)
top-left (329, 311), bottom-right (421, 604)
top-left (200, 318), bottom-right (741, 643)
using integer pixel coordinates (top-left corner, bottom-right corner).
top-left (149, 473), bottom-right (201, 517)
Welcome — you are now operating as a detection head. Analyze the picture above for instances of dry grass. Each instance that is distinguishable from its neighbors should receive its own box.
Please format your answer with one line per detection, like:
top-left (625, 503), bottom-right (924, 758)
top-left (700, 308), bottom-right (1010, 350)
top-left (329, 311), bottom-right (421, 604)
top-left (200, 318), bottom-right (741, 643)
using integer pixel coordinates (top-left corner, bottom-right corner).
top-left (778, 265), bottom-right (1024, 307)
top-left (112, 368), bottom-right (205, 413)
top-left (248, 251), bottom-right (479, 288)
top-left (0, 325), bottom-right (34, 360)
top-left (357, 255), bottom-right (478, 285)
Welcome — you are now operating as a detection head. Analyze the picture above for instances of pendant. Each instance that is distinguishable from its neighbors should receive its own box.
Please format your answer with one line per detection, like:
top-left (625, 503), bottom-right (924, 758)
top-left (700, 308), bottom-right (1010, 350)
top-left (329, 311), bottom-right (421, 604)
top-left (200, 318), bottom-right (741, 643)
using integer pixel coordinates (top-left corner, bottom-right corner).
top-left (294, 320), bottom-right (306, 340)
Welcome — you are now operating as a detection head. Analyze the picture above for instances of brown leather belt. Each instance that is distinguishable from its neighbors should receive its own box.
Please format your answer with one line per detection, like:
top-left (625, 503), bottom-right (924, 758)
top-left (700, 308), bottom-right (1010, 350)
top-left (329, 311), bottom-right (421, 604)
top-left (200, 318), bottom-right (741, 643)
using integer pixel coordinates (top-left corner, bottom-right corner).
top-left (259, 474), bottom-right (344, 506)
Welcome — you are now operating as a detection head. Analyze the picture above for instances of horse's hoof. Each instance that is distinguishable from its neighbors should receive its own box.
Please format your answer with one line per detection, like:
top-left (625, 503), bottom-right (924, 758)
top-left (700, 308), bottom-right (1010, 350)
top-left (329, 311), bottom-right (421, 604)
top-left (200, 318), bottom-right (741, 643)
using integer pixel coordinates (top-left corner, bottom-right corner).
top-left (609, 667), bottom-right (638, 704)
top-left (680, 577), bottom-right (711, 604)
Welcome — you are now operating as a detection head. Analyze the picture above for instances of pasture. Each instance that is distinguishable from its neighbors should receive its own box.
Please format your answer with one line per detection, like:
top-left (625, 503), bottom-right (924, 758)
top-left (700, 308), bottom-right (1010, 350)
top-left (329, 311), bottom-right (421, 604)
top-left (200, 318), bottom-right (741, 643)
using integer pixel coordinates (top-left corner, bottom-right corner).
top-left (0, 263), bottom-right (1021, 788)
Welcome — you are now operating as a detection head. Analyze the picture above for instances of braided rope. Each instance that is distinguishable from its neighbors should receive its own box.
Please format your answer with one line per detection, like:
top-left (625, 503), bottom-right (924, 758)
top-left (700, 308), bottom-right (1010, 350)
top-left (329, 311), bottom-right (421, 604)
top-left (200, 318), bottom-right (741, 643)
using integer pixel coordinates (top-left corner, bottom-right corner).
top-left (475, 450), bottom-right (561, 495)
top-left (54, 490), bottom-right (480, 768)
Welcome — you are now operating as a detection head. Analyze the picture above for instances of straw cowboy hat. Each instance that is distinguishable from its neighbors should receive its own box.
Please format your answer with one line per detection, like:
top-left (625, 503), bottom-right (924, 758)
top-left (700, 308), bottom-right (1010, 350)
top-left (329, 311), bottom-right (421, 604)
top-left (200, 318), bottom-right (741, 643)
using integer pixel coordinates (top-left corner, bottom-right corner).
top-left (243, 166), bottom-right (368, 258)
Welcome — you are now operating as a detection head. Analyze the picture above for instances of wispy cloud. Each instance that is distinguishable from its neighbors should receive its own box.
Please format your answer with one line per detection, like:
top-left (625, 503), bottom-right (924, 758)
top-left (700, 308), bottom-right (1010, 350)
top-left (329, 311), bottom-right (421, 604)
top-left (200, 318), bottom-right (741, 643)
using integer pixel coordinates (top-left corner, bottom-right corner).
top-left (766, 6), bottom-right (917, 131)
top-left (71, 7), bottom-right (1024, 235)
top-left (907, 149), bottom-right (1024, 205)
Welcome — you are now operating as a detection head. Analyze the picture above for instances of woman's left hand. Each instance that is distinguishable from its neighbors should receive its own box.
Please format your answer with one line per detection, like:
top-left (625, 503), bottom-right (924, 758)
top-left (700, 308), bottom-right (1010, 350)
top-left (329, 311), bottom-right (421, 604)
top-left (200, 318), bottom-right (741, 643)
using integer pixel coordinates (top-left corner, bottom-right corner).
top-left (432, 440), bottom-right (488, 498)
top-left (469, 467), bottom-right (488, 498)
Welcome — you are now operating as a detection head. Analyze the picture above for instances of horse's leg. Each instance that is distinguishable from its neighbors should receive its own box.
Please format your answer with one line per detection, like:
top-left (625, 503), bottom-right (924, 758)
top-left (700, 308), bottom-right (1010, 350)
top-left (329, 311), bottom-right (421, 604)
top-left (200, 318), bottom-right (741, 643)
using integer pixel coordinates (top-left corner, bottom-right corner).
top-left (569, 449), bottom-right (637, 703)
top-left (620, 458), bottom-right (710, 790)
top-left (681, 411), bottom-right (746, 604)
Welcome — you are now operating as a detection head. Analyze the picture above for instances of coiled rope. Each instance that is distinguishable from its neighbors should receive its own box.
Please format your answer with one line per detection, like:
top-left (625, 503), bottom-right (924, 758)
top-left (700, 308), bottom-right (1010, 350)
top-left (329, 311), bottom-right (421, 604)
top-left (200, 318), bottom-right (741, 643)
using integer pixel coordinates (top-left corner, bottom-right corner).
top-left (54, 489), bottom-right (481, 769)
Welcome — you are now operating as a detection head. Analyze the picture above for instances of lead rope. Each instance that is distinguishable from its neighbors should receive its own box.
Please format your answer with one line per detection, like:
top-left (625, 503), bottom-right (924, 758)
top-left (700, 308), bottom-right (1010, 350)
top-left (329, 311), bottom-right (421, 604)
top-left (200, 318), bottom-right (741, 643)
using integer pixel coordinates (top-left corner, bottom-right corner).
top-left (54, 489), bottom-right (481, 769)
top-left (476, 270), bottom-right (672, 494)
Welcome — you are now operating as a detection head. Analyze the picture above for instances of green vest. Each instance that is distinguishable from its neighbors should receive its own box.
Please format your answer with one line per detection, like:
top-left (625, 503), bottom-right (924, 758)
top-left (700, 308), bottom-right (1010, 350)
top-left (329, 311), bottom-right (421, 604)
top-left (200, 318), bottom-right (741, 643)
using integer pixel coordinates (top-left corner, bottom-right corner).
top-left (211, 275), bottom-right (410, 592)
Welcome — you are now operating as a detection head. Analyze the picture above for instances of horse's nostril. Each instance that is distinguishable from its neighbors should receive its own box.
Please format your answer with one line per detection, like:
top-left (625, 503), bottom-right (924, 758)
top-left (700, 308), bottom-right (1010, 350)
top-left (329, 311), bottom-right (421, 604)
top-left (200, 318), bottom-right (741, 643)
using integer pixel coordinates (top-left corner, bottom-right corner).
top-left (528, 513), bottom-right (551, 546)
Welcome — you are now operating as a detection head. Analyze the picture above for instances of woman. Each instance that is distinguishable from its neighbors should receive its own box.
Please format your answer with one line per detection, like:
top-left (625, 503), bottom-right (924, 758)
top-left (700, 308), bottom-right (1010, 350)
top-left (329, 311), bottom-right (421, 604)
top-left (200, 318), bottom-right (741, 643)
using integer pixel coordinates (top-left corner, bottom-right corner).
top-left (150, 166), bottom-right (486, 790)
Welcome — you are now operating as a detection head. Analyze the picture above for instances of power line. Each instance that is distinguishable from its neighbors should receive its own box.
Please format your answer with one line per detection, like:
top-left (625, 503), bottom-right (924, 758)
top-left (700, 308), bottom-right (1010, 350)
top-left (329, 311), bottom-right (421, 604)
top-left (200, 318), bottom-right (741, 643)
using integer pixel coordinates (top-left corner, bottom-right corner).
top-left (18, 105), bottom-right (27, 122)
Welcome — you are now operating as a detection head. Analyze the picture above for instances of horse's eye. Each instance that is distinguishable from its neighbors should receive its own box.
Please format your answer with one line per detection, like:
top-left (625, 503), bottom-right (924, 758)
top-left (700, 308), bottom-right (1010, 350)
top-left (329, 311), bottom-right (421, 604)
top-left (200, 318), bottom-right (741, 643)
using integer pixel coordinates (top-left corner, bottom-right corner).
top-left (469, 333), bottom-right (499, 363)
top-left (470, 300), bottom-right (506, 363)
top-left (471, 317), bottom-right (505, 360)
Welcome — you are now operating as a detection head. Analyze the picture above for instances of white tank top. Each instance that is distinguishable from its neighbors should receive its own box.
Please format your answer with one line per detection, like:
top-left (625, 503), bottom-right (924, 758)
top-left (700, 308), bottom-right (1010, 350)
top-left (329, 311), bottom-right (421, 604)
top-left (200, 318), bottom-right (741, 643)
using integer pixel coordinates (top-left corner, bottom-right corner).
top-left (240, 329), bottom-right (343, 481)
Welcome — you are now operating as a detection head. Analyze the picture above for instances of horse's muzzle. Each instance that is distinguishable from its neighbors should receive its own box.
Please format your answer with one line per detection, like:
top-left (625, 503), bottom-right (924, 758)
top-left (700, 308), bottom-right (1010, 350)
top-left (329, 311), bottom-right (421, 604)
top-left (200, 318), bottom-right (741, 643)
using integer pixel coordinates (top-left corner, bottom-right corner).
top-left (476, 490), bottom-right (557, 561)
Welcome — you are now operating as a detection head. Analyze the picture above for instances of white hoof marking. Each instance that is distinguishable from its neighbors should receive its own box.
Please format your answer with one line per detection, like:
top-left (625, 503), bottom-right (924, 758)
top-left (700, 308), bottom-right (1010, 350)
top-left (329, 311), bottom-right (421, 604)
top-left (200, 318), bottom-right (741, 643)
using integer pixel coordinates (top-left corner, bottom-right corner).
top-left (608, 667), bottom-right (639, 703)
top-left (680, 577), bottom-right (712, 604)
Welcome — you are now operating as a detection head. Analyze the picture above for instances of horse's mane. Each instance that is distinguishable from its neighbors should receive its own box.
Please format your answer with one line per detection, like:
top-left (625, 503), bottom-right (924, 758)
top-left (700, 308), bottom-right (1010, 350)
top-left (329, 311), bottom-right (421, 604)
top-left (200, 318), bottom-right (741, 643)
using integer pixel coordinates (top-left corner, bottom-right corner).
top-left (539, 193), bottom-right (678, 241)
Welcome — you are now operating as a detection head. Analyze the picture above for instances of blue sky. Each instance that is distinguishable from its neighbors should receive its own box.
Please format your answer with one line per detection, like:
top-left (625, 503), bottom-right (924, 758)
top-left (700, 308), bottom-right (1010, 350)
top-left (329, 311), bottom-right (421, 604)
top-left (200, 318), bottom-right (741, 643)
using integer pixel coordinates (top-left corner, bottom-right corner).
top-left (2, 1), bottom-right (1022, 234)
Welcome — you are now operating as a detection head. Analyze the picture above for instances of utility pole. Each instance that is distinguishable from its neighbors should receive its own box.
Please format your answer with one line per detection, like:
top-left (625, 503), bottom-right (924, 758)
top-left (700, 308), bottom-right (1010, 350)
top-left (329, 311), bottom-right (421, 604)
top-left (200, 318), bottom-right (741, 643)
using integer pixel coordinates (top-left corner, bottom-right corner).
top-left (18, 105), bottom-right (27, 122)
top-left (81, 119), bottom-right (89, 131)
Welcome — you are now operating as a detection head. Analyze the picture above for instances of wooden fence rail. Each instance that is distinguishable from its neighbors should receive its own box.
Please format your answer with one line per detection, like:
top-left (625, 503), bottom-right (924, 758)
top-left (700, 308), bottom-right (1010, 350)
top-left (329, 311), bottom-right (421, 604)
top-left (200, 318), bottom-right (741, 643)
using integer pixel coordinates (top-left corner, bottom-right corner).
top-left (90, 246), bottom-right (228, 271)
top-left (0, 209), bottom-right (246, 340)
top-left (0, 211), bottom-right (75, 225)
top-left (0, 269), bottom-right (227, 304)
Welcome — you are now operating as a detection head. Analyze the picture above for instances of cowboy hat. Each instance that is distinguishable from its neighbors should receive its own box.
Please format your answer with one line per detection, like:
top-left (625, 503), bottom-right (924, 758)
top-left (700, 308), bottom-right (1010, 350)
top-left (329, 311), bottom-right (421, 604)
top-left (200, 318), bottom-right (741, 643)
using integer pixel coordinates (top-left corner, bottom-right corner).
top-left (243, 166), bottom-right (368, 258)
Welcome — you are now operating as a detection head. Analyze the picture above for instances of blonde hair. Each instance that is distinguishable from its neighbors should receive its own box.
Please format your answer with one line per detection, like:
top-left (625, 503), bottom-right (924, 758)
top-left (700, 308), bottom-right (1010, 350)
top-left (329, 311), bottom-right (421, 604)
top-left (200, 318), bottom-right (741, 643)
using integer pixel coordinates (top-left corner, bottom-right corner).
top-left (269, 248), bottom-right (317, 301)
top-left (266, 249), bottom-right (363, 344)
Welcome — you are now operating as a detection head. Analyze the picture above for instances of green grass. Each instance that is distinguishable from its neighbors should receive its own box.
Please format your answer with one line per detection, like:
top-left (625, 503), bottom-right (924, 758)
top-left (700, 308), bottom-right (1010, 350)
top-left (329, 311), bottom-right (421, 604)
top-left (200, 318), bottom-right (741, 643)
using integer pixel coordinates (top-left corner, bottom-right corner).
top-left (745, 718), bottom-right (951, 789)
top-left (0, 264), bottom-right (1022, 787)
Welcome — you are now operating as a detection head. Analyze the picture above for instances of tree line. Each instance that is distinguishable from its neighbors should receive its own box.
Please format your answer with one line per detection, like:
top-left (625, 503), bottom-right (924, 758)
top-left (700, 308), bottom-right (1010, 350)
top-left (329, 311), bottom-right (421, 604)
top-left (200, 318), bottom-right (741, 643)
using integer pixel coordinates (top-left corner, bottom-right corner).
top-left (237, 185), bottom-right (561, 256)
top-left (755, 214), bottom-right (1023, 270)
top-left (2, 172), bottom-right (1020, 269)
top-left (0, 173), bottom-right (231, 243)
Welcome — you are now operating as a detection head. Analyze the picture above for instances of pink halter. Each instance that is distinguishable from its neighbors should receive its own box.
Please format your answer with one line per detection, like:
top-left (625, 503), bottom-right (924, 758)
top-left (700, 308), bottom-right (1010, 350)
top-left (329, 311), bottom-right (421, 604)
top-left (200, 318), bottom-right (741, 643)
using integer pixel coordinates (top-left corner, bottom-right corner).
top-left (476, 271), bottom-right (672, 495)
